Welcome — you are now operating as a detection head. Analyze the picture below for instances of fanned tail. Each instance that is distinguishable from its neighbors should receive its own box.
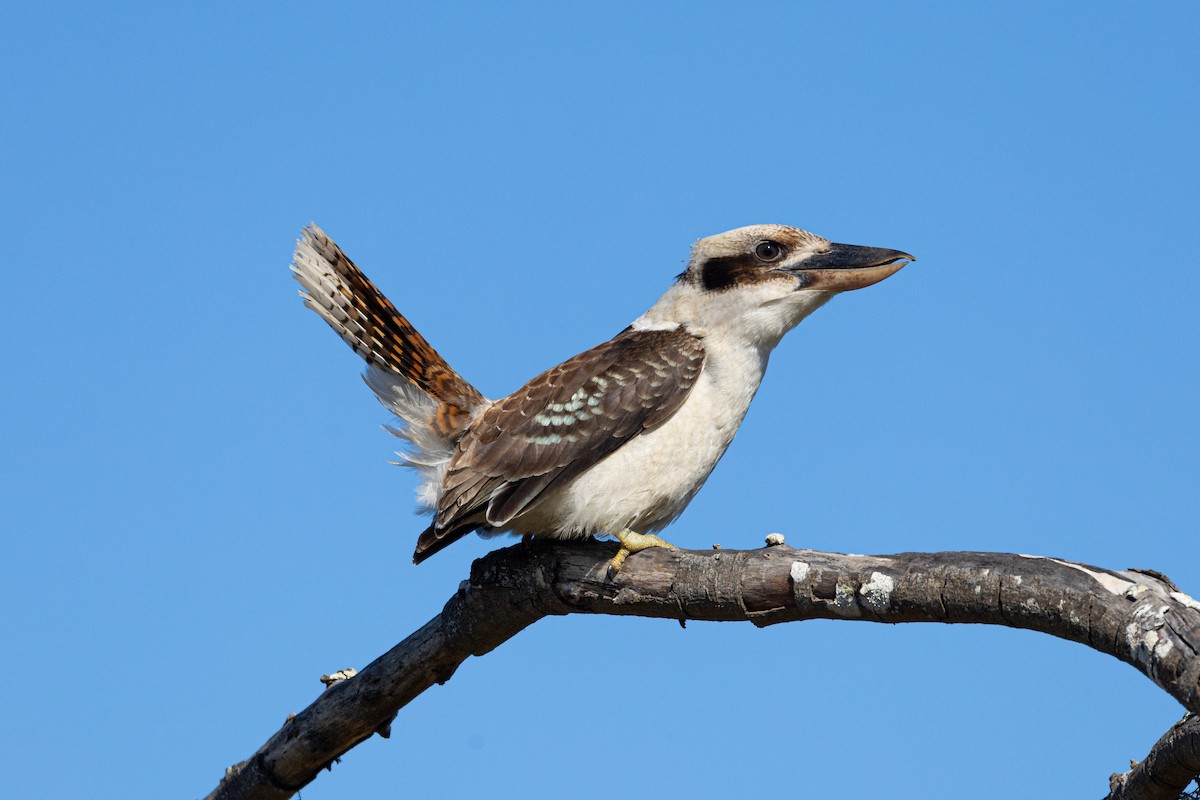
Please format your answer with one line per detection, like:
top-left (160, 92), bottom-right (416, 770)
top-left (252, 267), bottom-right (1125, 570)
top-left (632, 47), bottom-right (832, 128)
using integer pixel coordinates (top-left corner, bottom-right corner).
top-left (291, 224), bottom-right (486, 437)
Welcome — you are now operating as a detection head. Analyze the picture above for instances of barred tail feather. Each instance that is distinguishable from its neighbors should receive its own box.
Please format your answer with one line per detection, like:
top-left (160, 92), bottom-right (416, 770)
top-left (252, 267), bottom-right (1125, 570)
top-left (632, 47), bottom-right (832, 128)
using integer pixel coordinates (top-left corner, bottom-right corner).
top-left (291, 224), bottom-right (486, 438)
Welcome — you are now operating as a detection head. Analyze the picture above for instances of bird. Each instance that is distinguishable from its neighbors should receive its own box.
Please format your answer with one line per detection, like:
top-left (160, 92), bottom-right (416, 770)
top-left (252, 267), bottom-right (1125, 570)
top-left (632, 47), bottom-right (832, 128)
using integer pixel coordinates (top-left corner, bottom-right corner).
top-left (291, 223), bottom-right (913, 575)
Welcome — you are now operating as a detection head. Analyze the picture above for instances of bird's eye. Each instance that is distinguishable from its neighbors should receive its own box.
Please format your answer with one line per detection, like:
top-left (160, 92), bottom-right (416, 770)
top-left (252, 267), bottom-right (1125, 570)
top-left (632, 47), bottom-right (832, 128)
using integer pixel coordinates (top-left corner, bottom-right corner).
top-left (754, 241), bottom-right (784, 262)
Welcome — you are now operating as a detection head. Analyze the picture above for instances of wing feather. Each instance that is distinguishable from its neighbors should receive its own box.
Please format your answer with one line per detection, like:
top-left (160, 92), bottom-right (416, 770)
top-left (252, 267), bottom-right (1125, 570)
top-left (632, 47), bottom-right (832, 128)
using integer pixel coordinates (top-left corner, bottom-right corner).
top-left (413, 327), bottom-right (705, 561)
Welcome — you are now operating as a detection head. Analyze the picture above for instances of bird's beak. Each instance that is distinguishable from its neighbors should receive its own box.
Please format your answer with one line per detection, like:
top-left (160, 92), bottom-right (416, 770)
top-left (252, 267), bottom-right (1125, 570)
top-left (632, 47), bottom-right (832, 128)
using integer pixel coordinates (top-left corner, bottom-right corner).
top-left (787, 243), bottom-right (915, 291)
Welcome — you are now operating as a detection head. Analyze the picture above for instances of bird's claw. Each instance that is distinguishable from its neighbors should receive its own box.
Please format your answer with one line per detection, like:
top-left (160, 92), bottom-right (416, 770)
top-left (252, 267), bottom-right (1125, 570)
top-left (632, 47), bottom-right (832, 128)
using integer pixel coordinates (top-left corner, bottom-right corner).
top-left (605, 529), bottom-right (677, 579)
top-left (606, 548), bottom-right (630, 580)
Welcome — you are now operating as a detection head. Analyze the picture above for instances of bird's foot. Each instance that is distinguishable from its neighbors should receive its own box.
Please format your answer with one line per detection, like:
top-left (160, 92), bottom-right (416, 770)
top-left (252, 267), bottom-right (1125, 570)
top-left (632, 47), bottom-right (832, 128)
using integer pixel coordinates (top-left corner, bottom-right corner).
top-left (606, 529), bottom-right (678, 579)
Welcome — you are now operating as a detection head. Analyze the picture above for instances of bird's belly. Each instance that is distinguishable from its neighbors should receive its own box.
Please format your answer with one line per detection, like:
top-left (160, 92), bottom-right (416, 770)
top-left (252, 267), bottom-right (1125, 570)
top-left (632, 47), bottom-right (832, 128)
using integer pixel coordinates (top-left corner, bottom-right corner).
top-left (508, 368), bottom-right (756, 537)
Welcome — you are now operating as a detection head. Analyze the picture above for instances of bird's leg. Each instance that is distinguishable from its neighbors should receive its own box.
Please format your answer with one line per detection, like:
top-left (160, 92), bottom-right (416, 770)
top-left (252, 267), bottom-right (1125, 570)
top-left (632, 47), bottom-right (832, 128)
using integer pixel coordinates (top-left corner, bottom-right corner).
top-left (607, 529), bottom-right (677, 579)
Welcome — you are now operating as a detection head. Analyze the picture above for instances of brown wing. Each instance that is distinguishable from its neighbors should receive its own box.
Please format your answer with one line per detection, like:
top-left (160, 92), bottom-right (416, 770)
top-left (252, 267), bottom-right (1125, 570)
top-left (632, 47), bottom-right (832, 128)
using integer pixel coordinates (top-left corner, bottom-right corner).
top-left (413, 327), bottom-right (705, 562)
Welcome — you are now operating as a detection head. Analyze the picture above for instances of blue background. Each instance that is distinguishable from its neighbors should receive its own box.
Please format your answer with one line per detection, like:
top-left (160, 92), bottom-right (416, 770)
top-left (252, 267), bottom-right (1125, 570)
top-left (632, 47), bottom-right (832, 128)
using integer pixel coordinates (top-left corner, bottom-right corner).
top-left (2, 2), bottom-right (1197, 797)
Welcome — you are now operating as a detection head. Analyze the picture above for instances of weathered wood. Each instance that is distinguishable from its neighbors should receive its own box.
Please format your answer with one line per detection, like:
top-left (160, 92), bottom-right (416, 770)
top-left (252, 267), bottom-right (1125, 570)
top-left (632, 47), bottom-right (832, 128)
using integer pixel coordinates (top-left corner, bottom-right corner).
top-left (1107, 714), bottom-right (1200, 800)
top-left (205, 541), bottom-right (1200, 800)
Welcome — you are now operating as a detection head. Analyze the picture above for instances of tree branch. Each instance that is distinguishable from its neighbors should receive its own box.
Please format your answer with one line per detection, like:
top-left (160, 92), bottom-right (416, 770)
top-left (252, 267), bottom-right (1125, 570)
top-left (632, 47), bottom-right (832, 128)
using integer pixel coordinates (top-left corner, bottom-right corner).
top-left (204, 540), bottom-right (1200, 800)
top-left (1107, 714), bottom-right (1200, 800)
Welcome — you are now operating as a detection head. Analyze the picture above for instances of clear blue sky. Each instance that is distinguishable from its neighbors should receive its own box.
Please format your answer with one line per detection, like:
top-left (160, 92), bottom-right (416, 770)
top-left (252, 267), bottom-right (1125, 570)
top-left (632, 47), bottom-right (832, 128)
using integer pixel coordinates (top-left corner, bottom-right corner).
top-left (2, 3), bottom-right (1197, 798)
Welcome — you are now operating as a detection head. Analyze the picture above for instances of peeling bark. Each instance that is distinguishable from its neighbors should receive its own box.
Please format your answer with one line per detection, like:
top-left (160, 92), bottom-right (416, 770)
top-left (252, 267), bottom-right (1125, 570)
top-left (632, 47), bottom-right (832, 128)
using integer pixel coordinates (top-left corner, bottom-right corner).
top-left (204, 541), bottom-right (1200, 800)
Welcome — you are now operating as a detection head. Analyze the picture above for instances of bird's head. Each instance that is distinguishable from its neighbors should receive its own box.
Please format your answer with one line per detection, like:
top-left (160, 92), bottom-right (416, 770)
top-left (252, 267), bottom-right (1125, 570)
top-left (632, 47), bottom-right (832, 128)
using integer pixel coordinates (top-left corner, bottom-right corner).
top-left (683, 224), bottom-right (913, 294)
top-left (652, 224), bottom-right (914, 348)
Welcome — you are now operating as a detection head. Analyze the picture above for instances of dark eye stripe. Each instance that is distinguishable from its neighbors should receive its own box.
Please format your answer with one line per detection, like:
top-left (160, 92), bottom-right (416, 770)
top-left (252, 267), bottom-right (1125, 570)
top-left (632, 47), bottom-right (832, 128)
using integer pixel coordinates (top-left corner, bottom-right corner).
top-left (698, 254), bottom-right (759, 291)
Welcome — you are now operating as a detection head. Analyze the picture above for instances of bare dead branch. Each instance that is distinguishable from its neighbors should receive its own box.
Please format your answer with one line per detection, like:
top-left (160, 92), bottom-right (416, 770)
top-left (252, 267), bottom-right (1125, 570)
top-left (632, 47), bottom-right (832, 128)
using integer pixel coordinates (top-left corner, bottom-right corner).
top-left (1107, 714), bottom-right (1200, 800)
top-left (204, 541), bottom-right (1200, 800)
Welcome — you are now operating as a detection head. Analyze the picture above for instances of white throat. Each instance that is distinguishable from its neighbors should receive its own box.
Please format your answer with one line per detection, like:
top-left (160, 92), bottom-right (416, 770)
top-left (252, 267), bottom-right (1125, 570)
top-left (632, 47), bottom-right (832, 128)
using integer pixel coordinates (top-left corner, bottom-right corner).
top-left (633, 280), bottom-right (837, 354)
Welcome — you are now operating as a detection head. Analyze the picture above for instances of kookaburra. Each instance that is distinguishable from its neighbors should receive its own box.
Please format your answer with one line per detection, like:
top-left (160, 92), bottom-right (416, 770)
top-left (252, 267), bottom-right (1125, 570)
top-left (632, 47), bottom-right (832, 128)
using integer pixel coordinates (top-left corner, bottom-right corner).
top-left (292, 224), bottom-right (913, 574)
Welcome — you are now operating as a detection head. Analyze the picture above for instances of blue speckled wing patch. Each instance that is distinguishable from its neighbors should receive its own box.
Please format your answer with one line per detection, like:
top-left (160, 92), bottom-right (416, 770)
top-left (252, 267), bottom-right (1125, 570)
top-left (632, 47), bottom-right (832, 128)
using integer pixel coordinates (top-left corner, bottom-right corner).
top-left (433, 326), bottom-right (706, 535)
